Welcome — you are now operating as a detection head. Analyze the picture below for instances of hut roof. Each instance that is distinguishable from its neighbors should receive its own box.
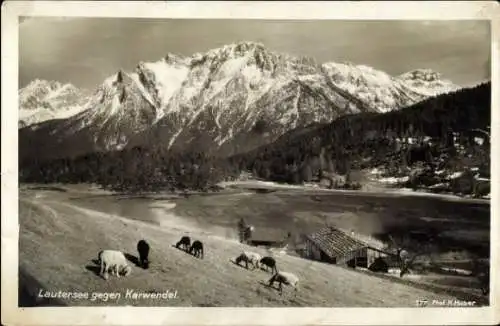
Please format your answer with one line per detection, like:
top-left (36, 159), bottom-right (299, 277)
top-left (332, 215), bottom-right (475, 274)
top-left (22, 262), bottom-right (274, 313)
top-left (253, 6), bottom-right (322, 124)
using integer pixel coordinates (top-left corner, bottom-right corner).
top-left (305, 227), bottom-right (369, 259)
top-left (250, 228), bottom-right (289, 242)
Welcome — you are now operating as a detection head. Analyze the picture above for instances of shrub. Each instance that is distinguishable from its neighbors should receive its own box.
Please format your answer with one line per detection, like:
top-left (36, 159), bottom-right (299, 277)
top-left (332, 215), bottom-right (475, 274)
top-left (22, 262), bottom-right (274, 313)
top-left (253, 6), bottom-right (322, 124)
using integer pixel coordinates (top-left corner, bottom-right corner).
top-left (450, 170), bottom-right (475, 195)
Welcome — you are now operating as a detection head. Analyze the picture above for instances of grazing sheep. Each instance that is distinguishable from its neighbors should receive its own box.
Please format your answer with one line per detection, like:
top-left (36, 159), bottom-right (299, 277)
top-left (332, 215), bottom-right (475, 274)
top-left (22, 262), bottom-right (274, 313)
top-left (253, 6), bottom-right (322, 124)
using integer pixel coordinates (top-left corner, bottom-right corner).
top-left (176, 236), bottom-right (191, 251)
top-left (137, 240), bottom-right (150, 269)
top-left (268, 271), bottom-right (299, 295)
top-left (98, 250), bottom-right (132, 280)
top-left (189, 240), bottom-right (204, 259)
top-left (259, 256), bottom-right (278, 273)
top-left (235, 251), bottom-right (262, 270)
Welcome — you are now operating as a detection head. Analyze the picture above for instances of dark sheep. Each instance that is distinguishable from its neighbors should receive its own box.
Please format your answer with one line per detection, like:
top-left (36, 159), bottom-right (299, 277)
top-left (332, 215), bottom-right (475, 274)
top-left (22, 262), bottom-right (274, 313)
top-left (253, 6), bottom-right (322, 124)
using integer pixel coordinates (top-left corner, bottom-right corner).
top-left (137, 240), bottom-right (150, 269)
top-left (189, 240), bottom-right (204, 259)
top-left (175, 236), bottom-right (191, 251)
top-left (259, 256), bottom-right (278, 274)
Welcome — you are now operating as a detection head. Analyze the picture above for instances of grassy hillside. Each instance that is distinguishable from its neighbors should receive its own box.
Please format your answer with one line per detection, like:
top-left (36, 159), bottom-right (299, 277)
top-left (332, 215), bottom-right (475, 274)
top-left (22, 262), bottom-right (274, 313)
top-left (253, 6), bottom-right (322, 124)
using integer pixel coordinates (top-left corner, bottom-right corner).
top-left (18, 188), bottom-right (487, 307)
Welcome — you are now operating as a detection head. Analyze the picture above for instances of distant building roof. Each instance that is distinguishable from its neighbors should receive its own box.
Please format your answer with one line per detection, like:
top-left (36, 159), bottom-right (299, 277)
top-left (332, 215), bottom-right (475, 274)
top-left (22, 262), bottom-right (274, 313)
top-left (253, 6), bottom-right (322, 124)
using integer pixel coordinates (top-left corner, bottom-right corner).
top-left (305, 226), bottom-right (369, 259)
top-left (250, 228), bottom-right (289, 242)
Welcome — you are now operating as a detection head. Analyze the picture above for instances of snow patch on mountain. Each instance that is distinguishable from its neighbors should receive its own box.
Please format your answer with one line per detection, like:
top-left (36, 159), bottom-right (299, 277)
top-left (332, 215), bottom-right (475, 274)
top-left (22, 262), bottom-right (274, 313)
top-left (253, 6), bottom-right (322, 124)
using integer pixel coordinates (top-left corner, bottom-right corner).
top-left (140, 60), bottom-right (189, 110)
top-left (44, 84), bottom-right (71, 100)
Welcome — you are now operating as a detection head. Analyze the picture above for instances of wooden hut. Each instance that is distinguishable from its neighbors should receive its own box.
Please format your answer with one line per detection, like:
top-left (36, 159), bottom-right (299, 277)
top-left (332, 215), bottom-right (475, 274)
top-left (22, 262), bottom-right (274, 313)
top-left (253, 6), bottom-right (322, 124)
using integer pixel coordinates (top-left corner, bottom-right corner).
top-left (247, 228), bottom-right (291, 248)
top-left (304, 226), bottom-right (391, 268)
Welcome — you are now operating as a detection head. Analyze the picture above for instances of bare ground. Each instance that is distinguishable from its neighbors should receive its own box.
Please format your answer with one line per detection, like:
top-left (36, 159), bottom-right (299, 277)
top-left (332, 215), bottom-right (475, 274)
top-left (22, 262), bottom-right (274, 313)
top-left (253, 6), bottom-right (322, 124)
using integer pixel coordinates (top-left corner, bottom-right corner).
top-left (18, 187), bottom-right (488, 307)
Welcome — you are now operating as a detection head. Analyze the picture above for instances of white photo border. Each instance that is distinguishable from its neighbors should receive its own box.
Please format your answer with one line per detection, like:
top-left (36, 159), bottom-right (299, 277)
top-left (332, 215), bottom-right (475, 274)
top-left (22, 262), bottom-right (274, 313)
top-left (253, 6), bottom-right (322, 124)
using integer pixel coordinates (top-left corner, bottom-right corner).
top-left (2, 1), bottom-right (499, 325)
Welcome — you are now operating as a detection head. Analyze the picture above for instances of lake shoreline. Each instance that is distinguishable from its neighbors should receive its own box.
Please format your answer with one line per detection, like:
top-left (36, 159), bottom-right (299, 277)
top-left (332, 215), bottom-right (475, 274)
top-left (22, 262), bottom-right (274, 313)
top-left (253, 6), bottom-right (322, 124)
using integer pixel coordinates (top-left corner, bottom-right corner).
top-left (20, 180), bottom-right (491, 206)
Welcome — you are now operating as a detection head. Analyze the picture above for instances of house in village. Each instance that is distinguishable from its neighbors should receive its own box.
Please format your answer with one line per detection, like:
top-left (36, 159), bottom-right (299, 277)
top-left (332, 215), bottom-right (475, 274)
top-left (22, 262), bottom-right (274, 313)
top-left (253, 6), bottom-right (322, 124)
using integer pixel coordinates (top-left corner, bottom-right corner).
top-left (303, 226), bottom-right (395, 270)
top-left (247, 228), bottom-right (292, 249)
top-left (237, 218), bottom-right (292, 249)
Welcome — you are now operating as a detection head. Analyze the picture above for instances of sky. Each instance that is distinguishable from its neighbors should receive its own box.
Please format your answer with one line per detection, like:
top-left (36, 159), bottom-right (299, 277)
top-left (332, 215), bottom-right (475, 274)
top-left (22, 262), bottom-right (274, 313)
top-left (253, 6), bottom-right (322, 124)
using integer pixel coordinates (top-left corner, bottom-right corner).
top-left (19, 18), bottom-right (490, 90)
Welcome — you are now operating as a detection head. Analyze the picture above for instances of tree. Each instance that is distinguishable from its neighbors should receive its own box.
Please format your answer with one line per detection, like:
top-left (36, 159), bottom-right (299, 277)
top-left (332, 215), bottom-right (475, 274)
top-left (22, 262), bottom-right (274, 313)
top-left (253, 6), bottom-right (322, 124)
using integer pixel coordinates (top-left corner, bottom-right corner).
top-left (301, 163), bottom-right (313, 182)
top-left (260, 165), bottom-right (271, 180)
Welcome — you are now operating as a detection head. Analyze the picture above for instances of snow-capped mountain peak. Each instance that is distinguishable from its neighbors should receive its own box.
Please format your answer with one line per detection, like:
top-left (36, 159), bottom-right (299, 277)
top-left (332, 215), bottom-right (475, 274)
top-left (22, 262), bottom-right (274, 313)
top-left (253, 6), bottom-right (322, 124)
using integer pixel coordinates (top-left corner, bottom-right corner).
top-left (20, 79), bottom-right (66, 105)
top-left (397, 68), bottom-right (459, 96)
top-left (18, 79), bottom-right (89, 128)
top-left (399, 68), bottom-right (443, 82)
top-left (77, 69), bottom-right (159, 133)
top-left (320, 62), bottom-right (458, 112)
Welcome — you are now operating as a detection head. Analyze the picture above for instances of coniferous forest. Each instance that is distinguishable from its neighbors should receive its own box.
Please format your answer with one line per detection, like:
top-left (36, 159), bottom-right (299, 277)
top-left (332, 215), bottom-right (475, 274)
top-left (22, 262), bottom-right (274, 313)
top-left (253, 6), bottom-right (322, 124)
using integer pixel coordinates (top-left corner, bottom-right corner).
top-left (19, 82), bottom-right (491, 195)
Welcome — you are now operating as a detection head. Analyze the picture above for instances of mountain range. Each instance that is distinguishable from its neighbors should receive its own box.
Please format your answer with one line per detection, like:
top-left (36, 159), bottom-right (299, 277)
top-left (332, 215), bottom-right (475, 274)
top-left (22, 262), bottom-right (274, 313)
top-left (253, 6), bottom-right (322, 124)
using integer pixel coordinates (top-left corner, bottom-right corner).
top-left (19, 41), bottom-right (459, 162)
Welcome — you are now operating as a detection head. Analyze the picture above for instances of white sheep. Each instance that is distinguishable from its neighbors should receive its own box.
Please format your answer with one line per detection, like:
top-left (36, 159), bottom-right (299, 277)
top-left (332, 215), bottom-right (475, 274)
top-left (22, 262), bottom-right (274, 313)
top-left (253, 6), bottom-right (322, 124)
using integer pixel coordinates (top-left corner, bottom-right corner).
top-left (235, 251), bottom-right (262, 270)
top-left (268, 271), bottom-right (299, 295)
top-left (98, 250), bottom-right (132, 280)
